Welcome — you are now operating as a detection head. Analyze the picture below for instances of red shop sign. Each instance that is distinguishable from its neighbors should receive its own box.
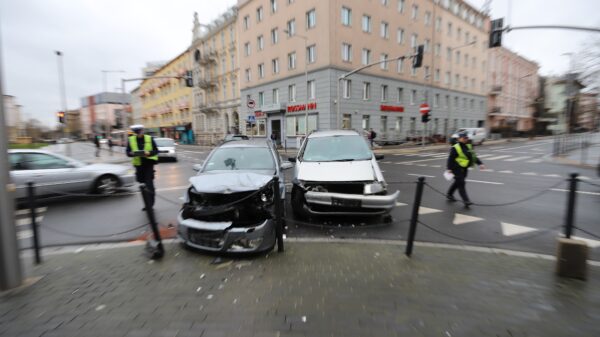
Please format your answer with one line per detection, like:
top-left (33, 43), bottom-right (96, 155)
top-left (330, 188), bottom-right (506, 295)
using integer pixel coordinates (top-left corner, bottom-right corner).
top-left (254, 111), bottom-right (265, 118)
top-left (380, 105), bottom-right (404, 112)
top-left (287, 102), bottom-right (317, 113)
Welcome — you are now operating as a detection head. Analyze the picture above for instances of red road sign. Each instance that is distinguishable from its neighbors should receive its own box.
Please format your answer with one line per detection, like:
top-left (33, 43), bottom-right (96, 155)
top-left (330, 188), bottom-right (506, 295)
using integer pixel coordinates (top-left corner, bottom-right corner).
top-left (419, 103), bottom-right (430, 114)
top-left (247, 99), bottom-right (256, 109)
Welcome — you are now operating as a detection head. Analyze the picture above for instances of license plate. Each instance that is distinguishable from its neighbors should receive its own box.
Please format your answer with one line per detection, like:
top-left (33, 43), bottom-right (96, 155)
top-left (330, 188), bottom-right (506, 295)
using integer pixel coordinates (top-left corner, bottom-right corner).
top-left (331, 197), bottom-right (361, 208)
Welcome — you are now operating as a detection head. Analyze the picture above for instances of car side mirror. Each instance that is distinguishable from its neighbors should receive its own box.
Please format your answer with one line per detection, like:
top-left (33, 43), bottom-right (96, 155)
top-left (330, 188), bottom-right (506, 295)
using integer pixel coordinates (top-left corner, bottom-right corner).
top-left (192, 164), bottom-right (202, 172)
top-left (288, 157), bottom-right (296, 163)
top-left (375, 154), bottom-right (385, 160)
top-left (281, 161), bottom-right (294, 170)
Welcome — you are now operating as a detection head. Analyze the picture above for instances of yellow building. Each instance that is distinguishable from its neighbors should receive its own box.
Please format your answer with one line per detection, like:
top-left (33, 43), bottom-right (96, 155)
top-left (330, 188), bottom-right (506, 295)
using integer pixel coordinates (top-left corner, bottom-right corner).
top-left (138, 49), bottom-right (194, 143)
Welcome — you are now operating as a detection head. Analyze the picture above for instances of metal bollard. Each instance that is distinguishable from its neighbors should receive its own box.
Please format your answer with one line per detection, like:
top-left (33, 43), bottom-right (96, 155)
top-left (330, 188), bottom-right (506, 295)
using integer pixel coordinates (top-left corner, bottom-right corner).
top-left (27, 182), bottom-right (41, 264)
top-left (140, 184), bottom-right (164, 259)
top-left (405, 177), bottom-right (425, 257)
top-left (273, 177), bottom-right (284, 252)
top-left (564, 173), bottom-right (579, 239)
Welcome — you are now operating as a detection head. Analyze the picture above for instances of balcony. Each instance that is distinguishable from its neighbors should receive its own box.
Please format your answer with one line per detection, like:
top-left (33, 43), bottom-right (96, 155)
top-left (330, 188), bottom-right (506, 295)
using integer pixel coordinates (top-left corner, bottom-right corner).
top-left (199, 50), bottom-right (217, 65)
top-left (489, 85), bottom-right (502, 96)
top-left (489, 107), bottom-right (502, 115)
top-left (197, 77), bottom-right (216, 89)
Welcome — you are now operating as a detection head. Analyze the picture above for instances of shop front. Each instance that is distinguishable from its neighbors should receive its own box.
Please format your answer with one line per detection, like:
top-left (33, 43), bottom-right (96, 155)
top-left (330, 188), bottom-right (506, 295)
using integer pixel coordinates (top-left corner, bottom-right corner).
top-left (262, 103), bottom-right (287, 146)
top-left (159, 123), bottom-right (195, 144)
top-left (285, 102), bottom-right (318, 148)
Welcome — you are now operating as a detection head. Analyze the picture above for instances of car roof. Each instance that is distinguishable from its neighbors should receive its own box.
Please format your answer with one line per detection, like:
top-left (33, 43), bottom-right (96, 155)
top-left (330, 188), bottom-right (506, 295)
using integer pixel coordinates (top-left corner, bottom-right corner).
top-left (218, 138), bottom-right (271, 148)
top-left (8, 149), bottom-right (53, 154)
top-left (307, 129), bottom-right (360, 138)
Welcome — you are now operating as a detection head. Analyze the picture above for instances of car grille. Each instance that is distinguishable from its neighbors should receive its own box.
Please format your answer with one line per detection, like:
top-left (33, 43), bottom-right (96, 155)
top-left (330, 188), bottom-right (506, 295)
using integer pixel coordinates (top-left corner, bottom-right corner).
top-left (188, 228), bottom-right (225, 249)
top-left (305, 182), bottom-right (365, 194)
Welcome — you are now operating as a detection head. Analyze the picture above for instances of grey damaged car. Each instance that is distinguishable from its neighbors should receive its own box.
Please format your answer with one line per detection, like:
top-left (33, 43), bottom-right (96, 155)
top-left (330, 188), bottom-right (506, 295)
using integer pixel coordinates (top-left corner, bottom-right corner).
top-left (177, 139), bottom-right (292, 253)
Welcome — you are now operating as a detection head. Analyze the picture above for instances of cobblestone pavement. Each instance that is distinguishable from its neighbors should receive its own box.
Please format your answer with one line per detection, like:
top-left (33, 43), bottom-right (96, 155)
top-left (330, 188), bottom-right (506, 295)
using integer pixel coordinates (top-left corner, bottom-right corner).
top-left (1, 241), bottom-right (599, 337)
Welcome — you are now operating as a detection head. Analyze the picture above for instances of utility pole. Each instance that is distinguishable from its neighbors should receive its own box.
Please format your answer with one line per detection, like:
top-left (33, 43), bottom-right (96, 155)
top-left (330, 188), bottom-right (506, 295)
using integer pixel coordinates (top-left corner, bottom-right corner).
top-left (56, 51), bottom-right (71, 155)
top-left (0, 23), bottom-right (23, 291)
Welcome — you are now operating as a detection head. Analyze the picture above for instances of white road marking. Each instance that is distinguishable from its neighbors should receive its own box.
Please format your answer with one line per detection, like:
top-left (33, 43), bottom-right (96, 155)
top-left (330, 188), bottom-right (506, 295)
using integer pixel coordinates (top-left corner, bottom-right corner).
top-left (505, 156), bottom-right (531, 162)
top-left (16, 217), bottom-right (44, 226)
top-left (579, 176), bottom-right (591, 180)
top-left (395, 202), bottom-right (408, 207)
top-left (416, 164), bottom-right (428, 167)
top-left (485, 155), bottom-right (512, 161)
top-left (382, 161), bottom-right (393, 164)
top-left (407, 173), bottom-right (435, 178)
top-left (17, 230), bottom-right (33, 240)
top-left (453, 213), bottom-right (483, 225)
top-left (498, 170), bottom-right (514, 174)
top-left (551, 189), bottom-right (600, 196)
top-left (430, 165), bottom-right (441, 168)
top-left (526, 159), bottom-right (543, 163)
top-left (571, 236), bottom-right (600, 249)
top-left (419, 207), bottom-right (442, 215)
top-left (475, 154), bottom-right (495, 158)
top-left (179, 150), bottom-right (205, 154)
top-left (481, 169), bottom-right (495, 172)
top-left (543, 174), bottom-right (562, 178)
top-left (521, 172), bottom-right (538, 176)
top-left (15, 207), bottom-right (47, 216)
top-left (466, 179), bottom-right (504, 185)
top-left (501, 222), bottom-right (538, 237)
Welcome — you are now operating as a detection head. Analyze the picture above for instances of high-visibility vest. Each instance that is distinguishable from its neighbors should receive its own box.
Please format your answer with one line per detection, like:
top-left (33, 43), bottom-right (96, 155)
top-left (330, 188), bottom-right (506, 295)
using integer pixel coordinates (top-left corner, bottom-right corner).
top-left (453, 143), bottom-right (476, 168)
top-left (129, 135), bottom-right (158, 166)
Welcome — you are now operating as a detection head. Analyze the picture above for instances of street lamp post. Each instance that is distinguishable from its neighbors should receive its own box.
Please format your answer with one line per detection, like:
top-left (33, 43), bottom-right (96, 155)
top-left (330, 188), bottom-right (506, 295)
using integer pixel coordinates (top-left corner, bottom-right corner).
top-left (55, 51), bottom-right (71, 155)
top-left (445, 40), bottom-right (476, 138)
top-left (284, 30), bottom-right (309, 137)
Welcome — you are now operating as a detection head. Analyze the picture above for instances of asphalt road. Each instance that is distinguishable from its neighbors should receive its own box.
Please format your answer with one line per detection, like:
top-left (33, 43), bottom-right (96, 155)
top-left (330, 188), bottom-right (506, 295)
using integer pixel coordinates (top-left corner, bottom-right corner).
top-left (13, 138), bottom-right (600, 260)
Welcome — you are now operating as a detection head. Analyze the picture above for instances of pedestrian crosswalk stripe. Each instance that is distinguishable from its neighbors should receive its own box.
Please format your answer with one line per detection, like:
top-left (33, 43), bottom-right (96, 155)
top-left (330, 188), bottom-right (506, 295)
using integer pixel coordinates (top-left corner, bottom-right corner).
top-left (16, 217), bottom-right (44, 226)
top-left (501, 222), bottom-right (538, 236)
top-left (395, 202), bottom-right (408, 207)
top-left (485, 155), bottom-right (512, 160)
top-left (419, 207), bottom-right (443, 215)
top-left (476, 154), bottom-right (495, 158)
top-left (17, 230), bottom-right (33, 240)
top-left (481, 169), bottom-right (495, 172)
top-left (521, 172), bottom-right (538, 176)
top-left (543, 174), bottom-right (561, 178)
top-left (571, 236), bottom-right (600, 249)
top-left (430, 165), bottom-right (441, 168)
top-left (453, 213), bottom-right (483, 225)
top-left (579, 176), bottom-right (591, 180)
top-left (466, 179), bottom-right (504, 185)
top-left (498, 170), bottom-right (514, 174)
top-left (551, 189), bottom-right (600, 196)
top-left (527, 159), bottom-right (543, 163)
top-left (14, 207), bottom-right (47, 216)
top-left (505, 156), bottom-right (531, 162)
top-left (407, 173), bottom-right (435, 178)
top-left (382, 161), bottom-right (393, 164)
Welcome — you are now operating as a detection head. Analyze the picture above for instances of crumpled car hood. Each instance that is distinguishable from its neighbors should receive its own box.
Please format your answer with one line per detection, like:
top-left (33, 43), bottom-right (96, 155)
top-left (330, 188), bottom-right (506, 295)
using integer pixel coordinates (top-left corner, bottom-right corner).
top-left (297, 160), bottom-right (376, 182)
top-left (189, 171), bottom-right (273, 193)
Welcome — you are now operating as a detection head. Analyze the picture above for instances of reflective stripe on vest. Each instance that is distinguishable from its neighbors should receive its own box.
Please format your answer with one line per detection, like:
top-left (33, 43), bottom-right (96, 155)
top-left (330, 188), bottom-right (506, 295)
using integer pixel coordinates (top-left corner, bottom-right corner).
top-left (453, 143), bottom-right (475, 168)
top-left (129, 135), bottom-right (158, 166)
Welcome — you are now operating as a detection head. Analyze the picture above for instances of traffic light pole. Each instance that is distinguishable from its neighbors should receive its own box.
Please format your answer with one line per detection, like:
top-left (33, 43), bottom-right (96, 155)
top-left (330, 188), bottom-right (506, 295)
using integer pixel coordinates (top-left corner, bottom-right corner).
top-left (0, 23), bottom-right (23, 291)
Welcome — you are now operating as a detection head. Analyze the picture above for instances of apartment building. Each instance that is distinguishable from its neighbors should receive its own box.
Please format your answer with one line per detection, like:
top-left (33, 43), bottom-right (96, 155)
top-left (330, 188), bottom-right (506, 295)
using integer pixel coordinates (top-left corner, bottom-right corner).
top-left (238, 0), bottom-right (490, 146)
top-left (80, 92), bottom-right (131, 139)
top-left (487, 46), bottom-right (539, 132)
top-left (191, 9), bottom-right (240, 145)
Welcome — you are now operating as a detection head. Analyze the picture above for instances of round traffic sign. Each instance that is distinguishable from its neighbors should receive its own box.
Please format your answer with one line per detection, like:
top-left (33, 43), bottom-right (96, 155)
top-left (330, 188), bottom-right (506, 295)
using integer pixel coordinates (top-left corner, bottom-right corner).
top-left (419, 103), bottom-right (430, 114)
top-left (247, 99), bottom-right (256, 109)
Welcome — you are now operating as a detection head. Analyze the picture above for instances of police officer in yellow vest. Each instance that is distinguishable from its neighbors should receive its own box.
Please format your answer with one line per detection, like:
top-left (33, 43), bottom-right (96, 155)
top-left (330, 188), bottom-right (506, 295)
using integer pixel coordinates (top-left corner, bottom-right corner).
top-left (126, 125), bottom-right (159, 209)
top-left (446, 131), bottom-right (485, 206)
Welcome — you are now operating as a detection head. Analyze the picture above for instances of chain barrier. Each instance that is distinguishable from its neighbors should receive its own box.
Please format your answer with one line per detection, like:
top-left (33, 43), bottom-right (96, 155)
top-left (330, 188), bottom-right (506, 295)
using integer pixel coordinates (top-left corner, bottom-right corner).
top-left (39, 223), bottom-right (148, 239)
top-left (580, 180), bottom-right (600, 189)
top-left (572, 226), bottom-right (600, 240)
top-left (423, 180), bottom-right (566, 207)
top-left (417, 220), bottom-right (562, 245)
top-left (284, 216), bottom-right (410, 229)
top-left (385, 181), bottom-right (418, 185)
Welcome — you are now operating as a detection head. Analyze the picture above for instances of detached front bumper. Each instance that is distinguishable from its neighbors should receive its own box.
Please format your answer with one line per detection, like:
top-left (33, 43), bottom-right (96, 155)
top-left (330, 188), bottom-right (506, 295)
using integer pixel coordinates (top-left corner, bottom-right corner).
top-left (304, 190), bottom-right (400, 215)
top-left (177, 212), bottom-right (276, 253)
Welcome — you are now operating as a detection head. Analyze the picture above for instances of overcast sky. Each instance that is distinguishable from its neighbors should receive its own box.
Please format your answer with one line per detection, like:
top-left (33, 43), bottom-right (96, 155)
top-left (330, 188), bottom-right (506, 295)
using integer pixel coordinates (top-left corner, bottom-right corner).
top-left (1, 0), bottom-right (598, 127)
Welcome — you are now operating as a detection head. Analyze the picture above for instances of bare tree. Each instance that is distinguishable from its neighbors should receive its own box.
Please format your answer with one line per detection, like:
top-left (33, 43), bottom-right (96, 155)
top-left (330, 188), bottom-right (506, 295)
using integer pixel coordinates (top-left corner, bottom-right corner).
top-left (575, 37), bottom-right (600, 92)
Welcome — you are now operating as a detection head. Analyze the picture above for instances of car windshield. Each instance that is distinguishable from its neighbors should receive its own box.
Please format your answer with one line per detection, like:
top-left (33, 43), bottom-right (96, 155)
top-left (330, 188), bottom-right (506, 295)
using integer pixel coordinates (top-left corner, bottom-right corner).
top-left (155, 139), bottom-right (175, 147)
top-left (203, 147), bottom-right (275, 171)
top-left (301, 135), bottom-right (372, 162)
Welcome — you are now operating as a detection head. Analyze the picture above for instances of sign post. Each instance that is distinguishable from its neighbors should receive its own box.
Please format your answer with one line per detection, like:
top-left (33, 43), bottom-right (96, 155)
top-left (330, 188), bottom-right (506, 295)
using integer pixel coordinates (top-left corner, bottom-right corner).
top-left (420, 103), bottom-right (430, 148)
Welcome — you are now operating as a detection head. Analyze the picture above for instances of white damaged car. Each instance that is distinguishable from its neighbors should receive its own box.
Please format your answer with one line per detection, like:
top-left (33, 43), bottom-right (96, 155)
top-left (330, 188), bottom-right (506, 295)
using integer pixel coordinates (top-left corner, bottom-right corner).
top-left (289, 130), bottom-right (399, 219)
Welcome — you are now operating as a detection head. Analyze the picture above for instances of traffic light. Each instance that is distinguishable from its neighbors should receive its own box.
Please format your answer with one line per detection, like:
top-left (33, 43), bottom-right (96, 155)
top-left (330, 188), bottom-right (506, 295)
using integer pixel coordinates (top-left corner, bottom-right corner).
top-left (421, 112), bottom-right (430, 123)
top-left (412, 45), bottom-right (424, 68)
top-left (489, 18), bottom-right (504, 48)
top-left (184, 70), bottom-right (194, 87)
top-left (57, 111), bottom-right (65, 124)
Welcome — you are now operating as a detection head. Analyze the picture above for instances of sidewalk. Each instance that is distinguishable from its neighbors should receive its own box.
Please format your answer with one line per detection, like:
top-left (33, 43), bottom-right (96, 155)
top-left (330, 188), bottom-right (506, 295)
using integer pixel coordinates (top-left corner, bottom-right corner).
top-left (2, 240), bottom-right (599, 337)
top-left (554, 133), bottom-right (600, 169)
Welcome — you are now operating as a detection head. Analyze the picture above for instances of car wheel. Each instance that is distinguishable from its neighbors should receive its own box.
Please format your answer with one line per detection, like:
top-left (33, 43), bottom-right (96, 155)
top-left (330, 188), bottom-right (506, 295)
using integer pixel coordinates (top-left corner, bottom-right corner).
top-left (94, 175), bottom-right (120, 195)
top-left (291, 186), bottom-right (309, 220)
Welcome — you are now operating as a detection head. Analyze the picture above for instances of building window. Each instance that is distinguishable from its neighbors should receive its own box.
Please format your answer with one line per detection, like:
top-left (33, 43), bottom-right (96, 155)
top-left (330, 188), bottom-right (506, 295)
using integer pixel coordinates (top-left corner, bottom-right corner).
top-left (258, 91), bottom-right (264, 106)
top-left (457, 27), bottom-right (462, 40)
top-left (447, 22), bottom-right (452, 36)
top-left (397, 28), bottom-right (405, 44)
top-left (381, 115), bottom-right (388, 132)
top-left (411, 34), bottom-right (418, 50)
top-left (231, 55), bottom-right (236, 70)
top-left (257, 35), bottom-right (264, 51)
top-left (271, 28), bottom-right (278, 44)
top-left (362, 48), bottom-right (371, 65)
top-left (397, 87), bottom-right (404, 103)
top-left (342, 114), bottom-right (352, 129)
top-left (258, 63), bottom-right (265, 78)
top-left (397, 58), bottom-right (404, 73)
top-left (411, 4), bottom-right (418, 20)
top-left (362, 115), bottom-right (370, 130)
top-left (307, 45), bottom-right (316, 63)
top-left (411, 66), bottom-right (417, 77)
top-left (424, 66), bottom-right (430, 80)
top-left (396, 117), bottom-right (403, 135)
top-left (435, 17), bottom-right (441, 31)
top-left (341, 7), bottom-right (352, 26)
top-left (465, 32), bottom-right (470, 44)
top-left (288, 52), bottom-right (297, 70)
top-left (286, 19), bottom-right (296, 36)
top-left (288, 84), bottom-right (296, 102)
top-left (380, 21), bottom-right (389, 39)
top-left (381, 85), bottom-right (388, 101)
top-left (273, 88), bottom-right (279, 103)
top-left (342, 43), bottom-right (352, 62)
top-left (363, 82), bottom-right (371, 100)
top-left (272, 58), bottom-right (280, 74)
top-left (362, 15), bottom-right (371, 32)
top-left (398, 0), bottom-right (405, 13)
top-left (243, 15), bottom-right (250, 30)
top-left (464, 76), bottom-right (468, 89)
top-left (381, 0), bottom-right (388, 5)
top-left (244, 42), bottom-right (251, 56)
top-left (424, 11), bottom-right (431, 25)
top-left (434, 94), bottom-right (440, 107)
top-left (245, 68), bottom-right (251, 82)
top-left (464, 53), bottom-right (469, 66)
top-left (446, 47), bottom-right (452, 61)
top-left (455, 51), bottom-right (460, 64)
top-left (257, 6), bottom-right (264, 23)
top-left (454, 74), bottom-right (459, 87)
top-left (380, 54), bottom-right (388, 70)
top-left (270, 0), bottom-right (277, 13)
top-left (307, 80), bottom-right (316, 99)
top-left (342, 79), bottom-right (351, 98)
top-left (434, 43), bottom-right (440, 56)
top-left (306, 9), bottom-right (316, 29)
top-left (424, 39), bottom-right (430, 53)
top-left (445, 95), bottom-right (449, 108)
top-left (410, 89), bottom-right (416, 105)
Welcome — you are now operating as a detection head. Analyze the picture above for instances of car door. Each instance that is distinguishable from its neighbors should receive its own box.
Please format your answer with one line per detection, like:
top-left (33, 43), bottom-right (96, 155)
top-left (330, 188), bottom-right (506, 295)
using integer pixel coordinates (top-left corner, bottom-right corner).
top-left (17, 152), bottom-right (89, 196)
top-left (9, 153), bottom-right (29, 199)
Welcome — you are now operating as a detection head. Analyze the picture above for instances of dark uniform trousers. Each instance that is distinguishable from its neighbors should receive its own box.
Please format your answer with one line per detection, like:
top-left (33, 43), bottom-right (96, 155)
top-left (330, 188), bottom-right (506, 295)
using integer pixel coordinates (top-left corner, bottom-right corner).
top-left (447, 167), bottom-right (470, 202)
top-left (136, 163), bottom-right (156, 207)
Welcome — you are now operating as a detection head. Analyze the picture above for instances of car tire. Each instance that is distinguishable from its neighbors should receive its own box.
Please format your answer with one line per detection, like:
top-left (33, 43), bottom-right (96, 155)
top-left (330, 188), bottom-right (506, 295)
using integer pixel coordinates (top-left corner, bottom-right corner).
top-left (291, 186), bottom-right (309, 220)
top-left (93, 174), bottom-right (120, 195)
